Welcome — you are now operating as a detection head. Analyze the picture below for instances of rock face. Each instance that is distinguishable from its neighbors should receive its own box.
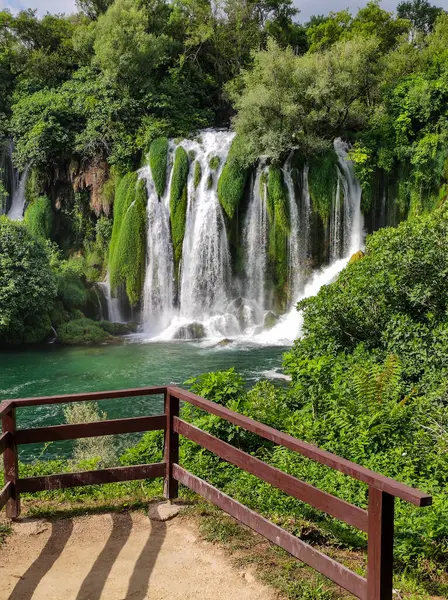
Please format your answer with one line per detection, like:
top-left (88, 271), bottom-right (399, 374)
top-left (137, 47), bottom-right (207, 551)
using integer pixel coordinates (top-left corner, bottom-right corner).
top-left (174, 322), bottom-right (206, 340)
top-left (349, 250), bottom-right (365, 264)
top-left (70, 158), bottom-right (110, 216)
top-left (263, 311), bottom-right (279, 330)
top-left (148, 501), bottom-right (185, 522)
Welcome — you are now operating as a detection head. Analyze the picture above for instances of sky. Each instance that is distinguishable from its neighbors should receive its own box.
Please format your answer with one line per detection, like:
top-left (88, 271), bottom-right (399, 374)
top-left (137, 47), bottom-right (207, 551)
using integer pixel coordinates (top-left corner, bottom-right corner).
top-left (1, 0), bottom-right (448, 21)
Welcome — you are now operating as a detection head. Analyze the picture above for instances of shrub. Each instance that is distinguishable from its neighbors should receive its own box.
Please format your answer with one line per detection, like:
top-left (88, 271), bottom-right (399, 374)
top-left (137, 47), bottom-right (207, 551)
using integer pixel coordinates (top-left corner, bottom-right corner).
top-left (0, 217), bottom-right (56, 344)
top-left (149, 137), bottom-right (169, 197)
top-left (24, 196), bottom-right (53, 240)
top-left (217, 137), bottom-right (248, 219)
top-left (64, 402), bottom-right (117, 468)
top-left (170, 146), bottom-right (189, 268)
top-left (57, 317), bottom-right (113, 344)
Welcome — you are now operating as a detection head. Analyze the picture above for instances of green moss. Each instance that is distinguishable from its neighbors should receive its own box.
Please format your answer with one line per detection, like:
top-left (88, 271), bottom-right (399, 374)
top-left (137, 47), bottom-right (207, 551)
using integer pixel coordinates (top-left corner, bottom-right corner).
top-left (109, 174), bottom-right (147, 305)
top-left (188, 149), bottom-right (196, 161)
top-left (207, 173), bottom-right (213, 190)
top-left (109, 172), bottom-right (138, 269)
top-left (58, 318), bottom-right (113, 345)
top-left (170, 146), bottom-right (189, 269)
top-left (24, 196), bottom-right (53, 240)
top-left (194, 161), bottom-right (202, 189)
top-left (209, 155), bottom-right (220, 170)
top-left (266, 167), bottom-right (290, 311)
top-left (217, 137), bottom-right (248, 219)
top-left (149, 137), bottom-right (169, 197)
top-left (308, 152), bottom-right (338, 221)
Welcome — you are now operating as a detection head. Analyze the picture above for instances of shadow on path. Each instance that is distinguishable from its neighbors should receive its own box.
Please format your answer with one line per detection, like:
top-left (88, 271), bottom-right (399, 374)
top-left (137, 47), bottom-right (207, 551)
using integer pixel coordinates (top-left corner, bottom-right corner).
top-left (127, 519), bottom-right (167, 600)
top-left (8, 519), bottom-right (74, 600)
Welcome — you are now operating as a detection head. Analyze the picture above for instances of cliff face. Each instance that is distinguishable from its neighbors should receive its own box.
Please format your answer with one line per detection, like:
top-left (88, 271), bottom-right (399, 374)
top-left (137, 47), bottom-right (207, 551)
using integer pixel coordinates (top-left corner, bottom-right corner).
top-left (70, 159), bottom-right (111, 216)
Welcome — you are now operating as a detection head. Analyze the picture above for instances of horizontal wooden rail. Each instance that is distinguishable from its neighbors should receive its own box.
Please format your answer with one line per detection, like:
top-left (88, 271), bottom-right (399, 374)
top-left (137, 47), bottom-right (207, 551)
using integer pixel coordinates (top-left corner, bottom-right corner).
top-left (169, 386), bottom-right (431, 507)
top-left (174, 465), bottom-right (367, 599)
top-left (3, 386), bottom-right (166, 409)
top-left (18, 462), bottom-right (166, 493)
top-left (0, 482), bottom-right (12, 511)
top-left (0, 431), bottom-right (11, 455)
top-left (16, 414), bottom-right (166, 445)
top-left (174, 417), bottom-right (368, 532)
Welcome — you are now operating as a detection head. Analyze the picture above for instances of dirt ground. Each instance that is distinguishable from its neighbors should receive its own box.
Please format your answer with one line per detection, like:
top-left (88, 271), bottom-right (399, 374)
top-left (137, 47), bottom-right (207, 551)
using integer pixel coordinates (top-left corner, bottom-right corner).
top-left (0, 509), bottom-right (276, 600)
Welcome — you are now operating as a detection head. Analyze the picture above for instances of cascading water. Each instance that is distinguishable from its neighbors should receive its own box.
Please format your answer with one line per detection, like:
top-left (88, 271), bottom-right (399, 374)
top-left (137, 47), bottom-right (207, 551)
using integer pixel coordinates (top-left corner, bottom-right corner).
top-left (140, 157), bottom-right (175, 335)
top-left (179, 131), bottom-right (234, 318)
top-left (7, 165), bottom-right (28, 221)
top-left (260, 138), bottom-right (364, 344)
top-left (138, 131), bottom-right (365, 344)
top-left (96, 275), bottom-right (124, 323)
top-left (243, 161), bottom-right (268, 312)
top-left (0, 141), bottom-right (18, 215)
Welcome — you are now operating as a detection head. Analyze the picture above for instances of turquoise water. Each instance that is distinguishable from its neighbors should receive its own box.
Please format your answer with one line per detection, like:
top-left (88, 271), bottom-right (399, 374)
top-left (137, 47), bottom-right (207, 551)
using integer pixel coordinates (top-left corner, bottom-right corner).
top-left (0, 340), bottom-right (288, 460)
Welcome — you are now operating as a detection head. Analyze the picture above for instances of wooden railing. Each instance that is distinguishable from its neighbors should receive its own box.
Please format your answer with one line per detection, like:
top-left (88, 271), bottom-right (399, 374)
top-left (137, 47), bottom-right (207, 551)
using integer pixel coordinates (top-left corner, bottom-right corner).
top-left (0, 386), bottom-right (432, 600)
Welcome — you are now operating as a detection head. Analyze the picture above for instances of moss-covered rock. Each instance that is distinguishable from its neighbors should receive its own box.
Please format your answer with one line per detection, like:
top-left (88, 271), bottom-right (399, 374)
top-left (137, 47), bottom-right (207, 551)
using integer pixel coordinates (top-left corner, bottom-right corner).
top-left (348, 250), bottom-right (365, 264)
top-left (173, 322), bottom-right (205, 340)
top-left (209, 155), bottom-right (220, 170)
top-left (194, 161), bottom-right (202, 189)
top-left (109, 174), bottom-right (147, 305)
top-left (207, 173), bottom-right (213, 190)
top-left (308, 152), bottom-right (338, 222)
top-left (217, 137), bottom-right (248, 219)
top-left (99, 320), bottom-right (138, 335)
top-left (149, 137), bottom-right (169, 197)
top-left (264, 311), bottom-right (279, 329)
top-left (24, 196), bottom-right (53, 240)
top-left (170, 146), bottom-right (189, 269)
top-left (58, 318), bottom-right (114, 345)
top-left (267, 167), bottom-right (290, 234)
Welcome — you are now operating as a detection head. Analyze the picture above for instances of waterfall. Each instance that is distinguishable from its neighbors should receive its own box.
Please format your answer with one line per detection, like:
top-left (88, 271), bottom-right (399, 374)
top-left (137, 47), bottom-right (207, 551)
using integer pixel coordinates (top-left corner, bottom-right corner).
top-left (7, 165), bottom-right (28, 221)
top-left (96, 275), bottom-right (124, 323)
top-left (0, 141), bottom-right (18, 215)
top-left (259, 140), bottom-right (364, 344)
top-left (244, 161), bottom-right (268, 311)
top-left (179, 131), bottom-right (234, 318)
top-left (140, 158), bottom-right (174, 335)
top-left (137, 130), bottom-right (365, 344)
top-left (334, 138), bottom-right (364, 257)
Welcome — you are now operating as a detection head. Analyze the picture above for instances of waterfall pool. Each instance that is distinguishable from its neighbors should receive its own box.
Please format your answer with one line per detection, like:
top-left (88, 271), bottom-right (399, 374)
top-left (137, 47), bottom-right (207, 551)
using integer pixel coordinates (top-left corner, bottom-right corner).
top-left (0, 340), bottom-right (289, 461)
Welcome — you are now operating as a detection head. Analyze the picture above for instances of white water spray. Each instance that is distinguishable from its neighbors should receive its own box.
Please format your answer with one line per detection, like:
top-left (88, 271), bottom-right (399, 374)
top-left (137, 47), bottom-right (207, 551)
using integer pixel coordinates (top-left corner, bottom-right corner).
top-left (7, 166), bottom-right (29, 221)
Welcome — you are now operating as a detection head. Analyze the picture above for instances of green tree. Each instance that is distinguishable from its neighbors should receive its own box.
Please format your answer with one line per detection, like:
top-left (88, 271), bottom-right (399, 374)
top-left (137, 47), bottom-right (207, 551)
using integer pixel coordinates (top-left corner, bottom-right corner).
top-left (397, 0), bottom-right (445, 34)
top-left (0, 217), bottom-right (56, 343)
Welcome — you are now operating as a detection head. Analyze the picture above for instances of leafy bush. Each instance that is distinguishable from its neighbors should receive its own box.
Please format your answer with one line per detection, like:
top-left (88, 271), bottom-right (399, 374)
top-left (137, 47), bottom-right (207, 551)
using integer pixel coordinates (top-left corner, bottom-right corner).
top-left (149, 137), bottom-right (169, 197)
top-left (57, 317), bottom-right (113, 344)
top-left (217, 137), bottom-right (248, 219)
top-left (24, 196), bottom-right (53, 240)
top-left (169, 146), bottom-right (189, 268)
top-left (0, 217), bottom-right (56, 344)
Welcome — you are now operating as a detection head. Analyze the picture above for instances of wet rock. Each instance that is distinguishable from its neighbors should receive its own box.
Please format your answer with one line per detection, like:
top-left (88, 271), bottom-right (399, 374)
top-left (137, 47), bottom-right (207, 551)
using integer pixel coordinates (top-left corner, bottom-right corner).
top-left (174, 322), bottom-right (206, 340)
top-left (263, 311), bottom-right (279, 330)
top-left (215, 338), bottom-right (233, 347)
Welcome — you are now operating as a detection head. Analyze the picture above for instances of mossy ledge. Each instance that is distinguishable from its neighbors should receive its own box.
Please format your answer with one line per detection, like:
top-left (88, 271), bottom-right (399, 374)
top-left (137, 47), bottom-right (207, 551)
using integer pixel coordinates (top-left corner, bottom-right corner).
top-left (149, 137), bottom-right (169, 197)
top-left (194, 161), bottom-right (201, 189)
top-left (217, 137), bottom-right (248, 219)
top-left (308, 151), bottom-right (338, 222)
top-left (24, 195), bottom-right (53, 240)
top-left (266, 166), bottom-right (290, 311)
top-left (109, 174), bottom-right (147, 305)
top-left (170, 146), bottom-right (189, 270)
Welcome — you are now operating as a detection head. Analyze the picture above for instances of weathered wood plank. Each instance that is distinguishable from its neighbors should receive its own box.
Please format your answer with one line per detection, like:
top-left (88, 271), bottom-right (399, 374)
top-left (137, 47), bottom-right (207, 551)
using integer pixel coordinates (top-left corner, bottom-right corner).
top-left (5, 386), bottom-right (167, 408)
top-left (164, 392), bottom-right (179, 500)
top-left (16, 415), bottom-right (166, 445)
top-left (18, 462), bottom-right (166, 493)
top-left (2, 407), bottom-right (20, 519)
top-left (0, 431), bottom-right (12, 456)
top-left (0, 482), bottom-right (12, 511)
top-left (174, 417), bottom-right (368, 532)
top-left (169, 386), bottom-right (432, 507)
top-left (367, 488), bottom-right (395, 600)
top-left (173, 465), bottom-right (368, 600)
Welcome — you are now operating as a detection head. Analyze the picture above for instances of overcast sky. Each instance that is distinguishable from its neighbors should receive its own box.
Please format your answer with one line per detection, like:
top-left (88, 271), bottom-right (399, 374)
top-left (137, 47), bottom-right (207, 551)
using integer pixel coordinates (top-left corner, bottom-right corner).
top-left (1, 0), bottom-right (448, 21)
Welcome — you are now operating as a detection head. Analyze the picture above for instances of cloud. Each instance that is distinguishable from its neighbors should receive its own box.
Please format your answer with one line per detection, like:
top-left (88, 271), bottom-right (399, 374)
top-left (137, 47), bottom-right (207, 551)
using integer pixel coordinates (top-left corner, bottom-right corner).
top-left (0, 0), bottom-right (77, 15)
top-left (295, 0), bottom-right (400, 22)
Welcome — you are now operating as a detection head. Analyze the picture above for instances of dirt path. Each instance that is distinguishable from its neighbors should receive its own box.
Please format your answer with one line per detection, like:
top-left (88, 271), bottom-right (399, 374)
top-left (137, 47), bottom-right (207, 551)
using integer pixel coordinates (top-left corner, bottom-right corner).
top-left (0, 509), bottom-right (276, 600)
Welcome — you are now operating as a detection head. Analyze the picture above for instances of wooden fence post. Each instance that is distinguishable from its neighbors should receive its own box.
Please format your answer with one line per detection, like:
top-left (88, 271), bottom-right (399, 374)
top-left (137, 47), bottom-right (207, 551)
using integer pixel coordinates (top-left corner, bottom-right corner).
top-left (163, 390), bottom-right (179, 501)
top-left (2, 407), bottom-right (20, 519)
top-left (367, 487), bottom-right (394, 600)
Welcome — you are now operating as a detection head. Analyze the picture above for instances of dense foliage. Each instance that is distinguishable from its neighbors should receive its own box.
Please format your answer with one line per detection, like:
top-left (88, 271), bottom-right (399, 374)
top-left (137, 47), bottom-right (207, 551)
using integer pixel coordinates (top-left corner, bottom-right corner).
top-left (0, 218), bottom-right (56, 343)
